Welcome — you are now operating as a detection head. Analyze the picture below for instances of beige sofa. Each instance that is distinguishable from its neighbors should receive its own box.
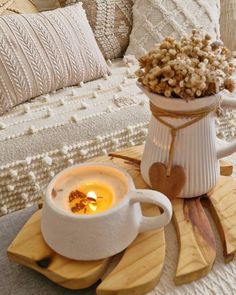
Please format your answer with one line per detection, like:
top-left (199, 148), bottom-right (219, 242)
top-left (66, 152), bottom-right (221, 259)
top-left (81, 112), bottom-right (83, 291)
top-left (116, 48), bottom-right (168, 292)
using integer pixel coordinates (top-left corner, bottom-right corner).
top-left (0, 58), bottom-right (151, 216)
top-left (0, 1), bottom-right (236, 216)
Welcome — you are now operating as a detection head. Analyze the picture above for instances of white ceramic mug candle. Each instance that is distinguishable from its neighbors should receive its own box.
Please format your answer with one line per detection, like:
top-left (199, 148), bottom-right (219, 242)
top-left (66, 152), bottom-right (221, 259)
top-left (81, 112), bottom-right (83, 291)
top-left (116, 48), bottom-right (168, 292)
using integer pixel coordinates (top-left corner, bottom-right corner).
top-left (41, 163), bottom-right (172, 260)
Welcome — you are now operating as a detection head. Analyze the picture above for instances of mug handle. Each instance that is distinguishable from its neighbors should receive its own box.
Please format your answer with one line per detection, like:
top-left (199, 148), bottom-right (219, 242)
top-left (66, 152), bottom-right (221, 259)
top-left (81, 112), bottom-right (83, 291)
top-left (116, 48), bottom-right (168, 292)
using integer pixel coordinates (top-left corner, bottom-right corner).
top-left (129, 189), bottom-right (172, 233)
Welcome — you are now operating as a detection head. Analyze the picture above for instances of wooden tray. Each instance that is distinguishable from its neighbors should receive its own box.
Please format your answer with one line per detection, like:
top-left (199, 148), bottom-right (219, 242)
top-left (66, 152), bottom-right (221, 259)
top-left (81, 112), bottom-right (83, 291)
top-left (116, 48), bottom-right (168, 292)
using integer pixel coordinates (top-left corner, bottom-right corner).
top-left (7, 146), bottom-right (236, 294)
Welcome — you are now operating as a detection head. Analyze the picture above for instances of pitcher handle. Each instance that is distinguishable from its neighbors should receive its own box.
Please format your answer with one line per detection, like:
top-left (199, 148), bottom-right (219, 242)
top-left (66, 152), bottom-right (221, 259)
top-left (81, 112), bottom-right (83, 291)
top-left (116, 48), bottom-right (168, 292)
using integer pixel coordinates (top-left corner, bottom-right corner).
top-left (216, 138), bottom-right (236, 159)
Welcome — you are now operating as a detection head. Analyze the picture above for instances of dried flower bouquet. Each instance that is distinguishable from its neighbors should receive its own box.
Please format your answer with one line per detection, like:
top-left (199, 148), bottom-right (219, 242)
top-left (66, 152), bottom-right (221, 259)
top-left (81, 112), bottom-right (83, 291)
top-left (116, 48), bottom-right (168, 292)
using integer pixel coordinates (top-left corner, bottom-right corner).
top-left (136, 30), bottom-right (235, 100)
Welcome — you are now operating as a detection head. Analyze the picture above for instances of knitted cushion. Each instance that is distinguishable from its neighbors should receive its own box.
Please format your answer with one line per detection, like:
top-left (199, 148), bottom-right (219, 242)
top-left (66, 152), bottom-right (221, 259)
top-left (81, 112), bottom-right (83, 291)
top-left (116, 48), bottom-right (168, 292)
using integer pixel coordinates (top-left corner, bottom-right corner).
top-left (0, 3), bottom-right (108, 114)
top-left (126, 0), bottom-right (220, 58)
top-left (0, 0), bottom-right (37, 15)
top-left (220, 0), bottom-right (236, 51)
top-left (60, 0), bottom-right (133, 60)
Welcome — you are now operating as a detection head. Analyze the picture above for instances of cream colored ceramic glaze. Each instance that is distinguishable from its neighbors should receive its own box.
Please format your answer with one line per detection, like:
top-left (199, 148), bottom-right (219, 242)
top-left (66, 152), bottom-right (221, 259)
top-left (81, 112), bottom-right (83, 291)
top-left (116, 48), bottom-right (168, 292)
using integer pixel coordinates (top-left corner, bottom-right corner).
top-left (41, 163), bottom-right (172, 260)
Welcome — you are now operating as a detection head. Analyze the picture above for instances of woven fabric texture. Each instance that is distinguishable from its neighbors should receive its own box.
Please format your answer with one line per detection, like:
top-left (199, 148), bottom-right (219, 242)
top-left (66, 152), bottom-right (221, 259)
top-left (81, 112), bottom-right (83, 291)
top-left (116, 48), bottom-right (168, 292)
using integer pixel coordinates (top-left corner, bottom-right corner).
top-left (0, 56), bottom-right (236, 217)
top-left (220, 0), bottom-right (236, 51)
top-left (0, 0), bottom-right (37, 15)
top-left (0, 3), bottom-right (108, 114)
top-left (126, 0), bottom-right (220, 58)
top-left (32, 0), bottom-right (60, 11)
top-left (61, 0), bottom-right (133, 60)
top-left (0, 58), bottom-right (150, 217)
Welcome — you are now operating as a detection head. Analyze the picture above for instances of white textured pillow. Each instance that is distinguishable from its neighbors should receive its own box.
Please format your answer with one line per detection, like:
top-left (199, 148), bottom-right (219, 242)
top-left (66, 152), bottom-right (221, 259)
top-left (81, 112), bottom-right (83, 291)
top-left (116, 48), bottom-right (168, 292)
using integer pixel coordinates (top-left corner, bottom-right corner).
top-left (0, 3), bottom-right (108, 114)
top-left (126, 0), bottom-right (220, 58)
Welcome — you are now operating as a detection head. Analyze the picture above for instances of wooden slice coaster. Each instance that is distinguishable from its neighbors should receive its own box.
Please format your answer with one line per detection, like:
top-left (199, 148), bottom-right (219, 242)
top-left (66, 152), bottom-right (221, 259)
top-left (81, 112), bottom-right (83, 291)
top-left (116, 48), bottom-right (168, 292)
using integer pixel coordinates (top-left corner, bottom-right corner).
top-left (207, 176), bottom-right (236, 262)
top-left (7, 204), bottom-right (165, 293)
top-left (7, 146), bottom-right (165, 294)
top-left (172, 197), bottom-right (216, 285)
top-left (7, 146), bottom-right (236, 292)
top-left (172, 160), bottom-right (234, 285)
top-left (97, 203), bottom-right (165, 295)
top-left (7, 209), bottom-right (110, 289)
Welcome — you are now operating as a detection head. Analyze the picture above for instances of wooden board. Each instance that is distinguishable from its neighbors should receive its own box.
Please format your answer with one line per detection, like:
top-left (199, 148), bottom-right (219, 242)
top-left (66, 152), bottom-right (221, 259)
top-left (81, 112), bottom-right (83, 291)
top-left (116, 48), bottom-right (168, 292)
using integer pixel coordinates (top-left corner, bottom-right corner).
top-left (7, 210), bottom-right (110, 290)
top-left (172, 160), bottom-right (234, 284)
top-left (220, 160), bottom-right (234, 176)
top-left (8, 146), bottom-right (166, 294)
top-left (207, 176), bottom-right (236, 263)
top-left (97, 204), bottom-right (165, 295)
top-left (7, 145), bottom-right (236, 292)
top-left (173, 197), bottom-right (216, 285)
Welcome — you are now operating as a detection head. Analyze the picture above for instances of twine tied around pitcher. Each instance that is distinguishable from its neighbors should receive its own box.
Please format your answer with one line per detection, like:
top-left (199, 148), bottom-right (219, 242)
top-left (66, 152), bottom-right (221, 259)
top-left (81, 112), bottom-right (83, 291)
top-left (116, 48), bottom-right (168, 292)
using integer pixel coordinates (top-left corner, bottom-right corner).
top-left (150, 100), bottom-right (221, 177)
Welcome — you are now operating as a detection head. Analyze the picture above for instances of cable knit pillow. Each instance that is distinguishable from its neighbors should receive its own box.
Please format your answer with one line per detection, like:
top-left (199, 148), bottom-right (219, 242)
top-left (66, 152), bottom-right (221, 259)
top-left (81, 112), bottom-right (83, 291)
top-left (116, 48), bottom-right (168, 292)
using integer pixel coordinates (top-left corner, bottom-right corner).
top-left (0, 3), bottom-right (108, 114)
top-left (60, 0), bottom-right (133, 60)
top-left (126, 0), bottom-right (220, 58)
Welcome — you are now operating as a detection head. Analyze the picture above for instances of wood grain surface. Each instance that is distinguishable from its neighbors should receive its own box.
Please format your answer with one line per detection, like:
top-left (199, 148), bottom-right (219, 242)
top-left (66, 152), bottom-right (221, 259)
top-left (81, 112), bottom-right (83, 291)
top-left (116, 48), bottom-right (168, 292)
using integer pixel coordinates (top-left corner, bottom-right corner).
top-left (207, 176), bottom-right (236, 262)
top-left (97, 204), bottom-right (165, 295)
top-left (219, 160), bottom-right (233, 176)
top-left (7, 145), bottom-right (236, 292)
top-left (172, 197), bottom-right (216, 285)
top-left (8, 146), bottom-right (166, 294)
top-left (7, 210), bottom-right (110, 289)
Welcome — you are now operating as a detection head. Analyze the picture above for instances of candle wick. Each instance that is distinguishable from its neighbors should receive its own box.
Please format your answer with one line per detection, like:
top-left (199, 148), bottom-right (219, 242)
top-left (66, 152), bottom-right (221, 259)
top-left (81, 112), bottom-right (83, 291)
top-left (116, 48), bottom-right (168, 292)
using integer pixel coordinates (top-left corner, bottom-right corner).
top-left (69, 189), bottom-right (98, 214)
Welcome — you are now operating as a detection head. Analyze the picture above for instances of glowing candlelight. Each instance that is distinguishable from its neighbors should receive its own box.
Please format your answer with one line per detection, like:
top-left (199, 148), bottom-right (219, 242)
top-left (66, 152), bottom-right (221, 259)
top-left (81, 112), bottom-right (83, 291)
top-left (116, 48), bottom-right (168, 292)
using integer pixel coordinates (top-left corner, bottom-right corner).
top-left (68, 182), bottom-right (113, 215)
top-left (51, 165), bottom-right (128, 216)
top-left (43, 163), bottom-right (172, 261)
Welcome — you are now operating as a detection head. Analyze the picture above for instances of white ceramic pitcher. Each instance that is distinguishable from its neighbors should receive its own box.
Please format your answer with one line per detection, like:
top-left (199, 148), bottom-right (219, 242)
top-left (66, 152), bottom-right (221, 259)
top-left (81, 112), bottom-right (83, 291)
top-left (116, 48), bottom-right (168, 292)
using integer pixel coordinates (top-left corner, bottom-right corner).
top-left (139, 84), bottom-right (236, 198)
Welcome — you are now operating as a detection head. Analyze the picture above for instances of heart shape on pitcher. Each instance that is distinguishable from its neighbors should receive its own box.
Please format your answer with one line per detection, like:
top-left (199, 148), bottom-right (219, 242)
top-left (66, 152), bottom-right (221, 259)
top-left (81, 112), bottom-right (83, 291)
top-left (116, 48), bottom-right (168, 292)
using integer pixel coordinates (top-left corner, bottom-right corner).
top-left (149, 163), bottom-right (186, 199)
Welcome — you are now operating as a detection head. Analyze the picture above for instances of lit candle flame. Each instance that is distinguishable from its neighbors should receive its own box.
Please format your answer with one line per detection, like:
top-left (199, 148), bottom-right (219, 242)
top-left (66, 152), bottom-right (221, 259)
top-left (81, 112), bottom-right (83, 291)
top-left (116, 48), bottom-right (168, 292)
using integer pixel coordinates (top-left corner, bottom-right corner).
top-left (68, 184), bottom-right (112, 215)
top-left (87, 191), bottom-right (97, 211)
top-left (86, 191), bottom-right (97, 201)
